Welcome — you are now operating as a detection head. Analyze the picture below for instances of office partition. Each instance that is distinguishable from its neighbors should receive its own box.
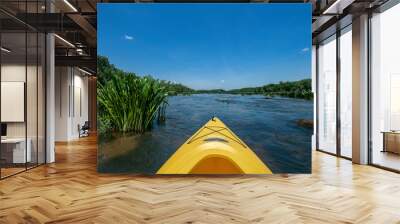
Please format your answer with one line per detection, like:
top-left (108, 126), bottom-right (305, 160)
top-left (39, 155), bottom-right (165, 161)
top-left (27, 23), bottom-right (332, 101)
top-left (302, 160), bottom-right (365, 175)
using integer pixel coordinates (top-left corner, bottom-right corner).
top-left (0, 2), bottom-right (47, 179)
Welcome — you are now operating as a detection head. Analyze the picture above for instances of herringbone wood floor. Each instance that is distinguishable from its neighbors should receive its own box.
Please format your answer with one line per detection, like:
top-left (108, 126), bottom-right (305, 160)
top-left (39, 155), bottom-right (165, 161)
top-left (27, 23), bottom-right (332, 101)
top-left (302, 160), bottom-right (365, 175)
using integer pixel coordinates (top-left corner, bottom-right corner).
top-left (1, 135), bottom-right (400, 224)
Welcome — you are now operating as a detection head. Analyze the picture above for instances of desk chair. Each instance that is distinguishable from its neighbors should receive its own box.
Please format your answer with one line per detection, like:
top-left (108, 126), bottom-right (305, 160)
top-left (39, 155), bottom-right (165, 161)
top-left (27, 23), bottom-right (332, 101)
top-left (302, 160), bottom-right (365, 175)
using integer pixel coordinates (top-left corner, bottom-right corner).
top-left (79, 121), bottom-right (90, 138)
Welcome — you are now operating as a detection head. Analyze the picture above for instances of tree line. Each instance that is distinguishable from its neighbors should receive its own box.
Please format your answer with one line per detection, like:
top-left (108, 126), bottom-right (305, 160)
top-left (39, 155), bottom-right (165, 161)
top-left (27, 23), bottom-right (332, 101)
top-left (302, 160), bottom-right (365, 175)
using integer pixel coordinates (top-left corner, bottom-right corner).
top-left (98, 55), bottom-right (313, 100)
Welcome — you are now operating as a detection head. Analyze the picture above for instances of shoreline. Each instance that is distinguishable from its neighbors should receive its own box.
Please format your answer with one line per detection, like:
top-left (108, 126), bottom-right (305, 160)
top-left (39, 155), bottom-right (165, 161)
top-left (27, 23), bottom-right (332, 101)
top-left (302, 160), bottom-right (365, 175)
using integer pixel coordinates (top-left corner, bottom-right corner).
top-left (168, 93), bottom-right (314, 101)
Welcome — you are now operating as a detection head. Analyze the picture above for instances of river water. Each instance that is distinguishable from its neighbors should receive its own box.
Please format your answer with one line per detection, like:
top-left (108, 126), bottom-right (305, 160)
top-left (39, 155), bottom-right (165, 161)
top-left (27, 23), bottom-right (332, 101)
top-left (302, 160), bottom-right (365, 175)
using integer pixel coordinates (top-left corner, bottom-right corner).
top-left (98, 94), bottom-right (313, 174)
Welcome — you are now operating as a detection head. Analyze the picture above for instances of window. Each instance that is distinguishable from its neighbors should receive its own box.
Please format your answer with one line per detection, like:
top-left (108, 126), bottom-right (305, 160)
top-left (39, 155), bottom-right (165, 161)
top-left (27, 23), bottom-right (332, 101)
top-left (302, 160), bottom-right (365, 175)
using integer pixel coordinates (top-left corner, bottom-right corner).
top-left (339, 26), bottom-right (352, 158)
top-left (317, 35), bottom-right (337, 154)
top-left (370, 3), bottom-right (400, 171)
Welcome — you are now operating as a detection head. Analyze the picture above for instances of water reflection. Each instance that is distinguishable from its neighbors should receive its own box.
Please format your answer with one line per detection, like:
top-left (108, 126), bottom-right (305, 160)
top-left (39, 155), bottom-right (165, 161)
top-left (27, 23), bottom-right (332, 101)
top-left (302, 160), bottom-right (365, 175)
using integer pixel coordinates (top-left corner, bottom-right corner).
top-left (98, 94), bottom-right (313, 173)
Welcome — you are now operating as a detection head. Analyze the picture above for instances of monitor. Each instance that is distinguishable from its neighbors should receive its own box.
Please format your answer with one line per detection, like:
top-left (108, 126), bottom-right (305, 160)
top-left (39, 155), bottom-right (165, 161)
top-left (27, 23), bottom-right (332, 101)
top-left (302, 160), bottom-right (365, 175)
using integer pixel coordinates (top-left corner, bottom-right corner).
top-left (1, 123), bottom-right (7, 137)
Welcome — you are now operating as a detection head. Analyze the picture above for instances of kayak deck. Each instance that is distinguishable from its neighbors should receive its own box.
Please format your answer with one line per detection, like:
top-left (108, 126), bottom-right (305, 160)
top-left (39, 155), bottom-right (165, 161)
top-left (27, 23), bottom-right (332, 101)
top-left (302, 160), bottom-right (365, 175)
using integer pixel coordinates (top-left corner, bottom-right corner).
top-left (157, 117), bottom-right (272, 174)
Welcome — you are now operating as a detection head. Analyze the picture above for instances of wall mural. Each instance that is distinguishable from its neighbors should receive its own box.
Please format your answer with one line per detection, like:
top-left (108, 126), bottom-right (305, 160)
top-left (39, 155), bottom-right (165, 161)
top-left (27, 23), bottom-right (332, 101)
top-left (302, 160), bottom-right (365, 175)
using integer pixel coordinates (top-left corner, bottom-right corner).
top-left (97, 3), bottom-right (312, 174)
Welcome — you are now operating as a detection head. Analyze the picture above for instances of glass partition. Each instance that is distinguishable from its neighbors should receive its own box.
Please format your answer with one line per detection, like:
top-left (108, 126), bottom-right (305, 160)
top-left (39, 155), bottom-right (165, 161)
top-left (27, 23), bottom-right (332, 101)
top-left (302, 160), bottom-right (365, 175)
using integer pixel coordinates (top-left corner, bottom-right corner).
top-left (1, 31), bottom-right (28, 177)
top-left (38, 32), bottom-right (46, 165)
top-left (27, 31), bottom-right (38, 169)
top-left (317, 35), bottom-right (337, 154)
top-left (0, 2), bottom-right (46, 179)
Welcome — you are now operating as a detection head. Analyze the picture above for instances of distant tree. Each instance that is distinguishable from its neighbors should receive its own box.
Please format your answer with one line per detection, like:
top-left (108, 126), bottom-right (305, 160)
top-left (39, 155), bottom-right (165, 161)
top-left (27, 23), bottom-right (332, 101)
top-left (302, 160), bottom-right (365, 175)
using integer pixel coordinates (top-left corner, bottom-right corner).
top-left (97, 55), bottom-right (136, 86)
top-left (97, 55), bottom-right (312, 100)
top-left (97, 55), bottom-right (194, 95)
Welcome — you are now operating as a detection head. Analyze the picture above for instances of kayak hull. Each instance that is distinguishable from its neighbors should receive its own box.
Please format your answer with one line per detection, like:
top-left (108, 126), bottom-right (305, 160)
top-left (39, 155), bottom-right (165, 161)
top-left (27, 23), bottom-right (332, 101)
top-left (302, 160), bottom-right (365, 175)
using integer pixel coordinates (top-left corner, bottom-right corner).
top-left (157, 117), bottom-right (272, 174)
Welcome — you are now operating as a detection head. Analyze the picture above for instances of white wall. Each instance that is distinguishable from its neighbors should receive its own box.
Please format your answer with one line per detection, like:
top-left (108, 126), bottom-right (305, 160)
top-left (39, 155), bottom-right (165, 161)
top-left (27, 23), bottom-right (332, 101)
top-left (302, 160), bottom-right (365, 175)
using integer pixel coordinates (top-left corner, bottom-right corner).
top-left (1, 65), bottom-right (34, 138)
top-left (1, 63), bottom-right (46, 164)
top-left (72, 72), bottom-right (89, 138)
top-left (1, 64), bottom-right (25, 81)
top-left (55, 66), bottom-right (70, 141)
top-left (1, 65), bottom-right (26, 131)
top-left (55, 67), bottom-right (89, 141)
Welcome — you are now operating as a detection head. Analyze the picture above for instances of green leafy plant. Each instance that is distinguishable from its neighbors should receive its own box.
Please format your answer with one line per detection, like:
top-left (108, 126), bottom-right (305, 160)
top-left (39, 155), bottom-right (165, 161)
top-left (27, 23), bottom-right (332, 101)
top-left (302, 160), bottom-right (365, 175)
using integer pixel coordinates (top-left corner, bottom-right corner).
top-left (98, 74), bottom-right (168, 133)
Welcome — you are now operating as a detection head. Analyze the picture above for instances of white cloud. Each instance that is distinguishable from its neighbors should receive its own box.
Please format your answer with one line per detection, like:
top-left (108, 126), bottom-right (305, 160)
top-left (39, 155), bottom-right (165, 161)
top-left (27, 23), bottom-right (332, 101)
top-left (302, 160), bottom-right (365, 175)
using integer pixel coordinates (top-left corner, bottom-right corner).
top-left (301, 47), bottom-right (309, 52)
top-left (124, 34), bottom-right (134, 40)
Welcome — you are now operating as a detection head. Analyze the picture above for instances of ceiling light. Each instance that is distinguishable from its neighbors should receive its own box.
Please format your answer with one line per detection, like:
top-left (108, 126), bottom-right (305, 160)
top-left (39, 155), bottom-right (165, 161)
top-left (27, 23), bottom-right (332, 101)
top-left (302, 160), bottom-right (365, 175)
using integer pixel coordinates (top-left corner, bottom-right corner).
top-left (63, 0), bottom-right (78, 12)
top-left (323, 0), bottom-right (341, 14)
top-left (78, 67), bottom-right (92, 76)
top-left (322, 0), bottom-right (354, 15)
top-left (54, 34), bottom-right (75, 48)
top-left (1, 47), bottom-right (11, 53)
top-left (76, 48), bottom-right (84, 55)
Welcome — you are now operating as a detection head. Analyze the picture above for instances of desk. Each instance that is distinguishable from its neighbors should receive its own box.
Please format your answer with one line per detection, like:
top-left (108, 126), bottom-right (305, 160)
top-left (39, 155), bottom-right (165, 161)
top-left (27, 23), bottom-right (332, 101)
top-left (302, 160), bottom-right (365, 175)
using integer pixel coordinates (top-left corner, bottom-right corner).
top-left (382, 131), bottom-right (400, 154)
top-left (1, 138), bottom-right (31, 163)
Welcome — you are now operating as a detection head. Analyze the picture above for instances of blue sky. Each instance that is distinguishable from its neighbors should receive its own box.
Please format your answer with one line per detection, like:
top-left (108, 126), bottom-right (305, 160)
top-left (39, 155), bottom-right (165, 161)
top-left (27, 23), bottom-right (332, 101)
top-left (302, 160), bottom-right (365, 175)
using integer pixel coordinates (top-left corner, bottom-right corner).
top-left (98, 4), bottom-right (311, 90)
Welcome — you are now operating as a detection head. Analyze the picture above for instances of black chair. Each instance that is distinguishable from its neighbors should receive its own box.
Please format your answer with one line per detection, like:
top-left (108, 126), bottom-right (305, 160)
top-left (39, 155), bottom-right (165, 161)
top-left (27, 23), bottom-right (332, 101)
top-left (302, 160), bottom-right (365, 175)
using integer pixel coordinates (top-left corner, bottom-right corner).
top-left (79, 121), bottom-right (90, 138)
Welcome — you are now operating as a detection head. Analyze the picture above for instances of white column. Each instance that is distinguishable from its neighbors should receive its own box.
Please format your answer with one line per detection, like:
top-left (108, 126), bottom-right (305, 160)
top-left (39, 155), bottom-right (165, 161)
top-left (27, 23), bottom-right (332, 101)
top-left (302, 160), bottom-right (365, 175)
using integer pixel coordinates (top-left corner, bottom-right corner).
top-left (46, 32), bottom-right (55, 163)
top-left (352, 14), bottom-right (369, 164)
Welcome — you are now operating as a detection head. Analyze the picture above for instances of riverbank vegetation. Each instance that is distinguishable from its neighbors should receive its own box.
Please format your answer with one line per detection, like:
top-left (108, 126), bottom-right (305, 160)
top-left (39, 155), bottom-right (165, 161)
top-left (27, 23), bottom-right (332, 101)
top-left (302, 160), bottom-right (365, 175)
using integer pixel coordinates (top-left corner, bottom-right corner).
top-left (194, 79), bottom-right (313, 100)
top-left (98, 56), bottom-right (169, 134)
top-left (98, 56), bottom-right (193, 95)
top-left (98, 74), bottom-right (168, 134)
top-left (98, 55), bottom-right (313, 134)
top-left (260, 79), bottom-right (312, 100)
top-left (98, 55), bottom-right (312, 99)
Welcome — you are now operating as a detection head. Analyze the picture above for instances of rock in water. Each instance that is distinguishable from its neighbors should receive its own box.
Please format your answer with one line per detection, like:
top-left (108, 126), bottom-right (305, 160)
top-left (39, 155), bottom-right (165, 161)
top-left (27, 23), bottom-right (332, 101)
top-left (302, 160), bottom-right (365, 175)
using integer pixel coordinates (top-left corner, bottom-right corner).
top-left (296, 119), bottom-right (313, 128)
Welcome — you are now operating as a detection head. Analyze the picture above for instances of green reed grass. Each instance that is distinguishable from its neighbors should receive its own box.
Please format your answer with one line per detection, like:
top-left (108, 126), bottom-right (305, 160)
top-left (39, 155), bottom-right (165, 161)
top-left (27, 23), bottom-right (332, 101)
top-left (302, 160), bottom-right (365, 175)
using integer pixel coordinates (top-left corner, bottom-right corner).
top-left (98, 74), bottom-right (168, 133)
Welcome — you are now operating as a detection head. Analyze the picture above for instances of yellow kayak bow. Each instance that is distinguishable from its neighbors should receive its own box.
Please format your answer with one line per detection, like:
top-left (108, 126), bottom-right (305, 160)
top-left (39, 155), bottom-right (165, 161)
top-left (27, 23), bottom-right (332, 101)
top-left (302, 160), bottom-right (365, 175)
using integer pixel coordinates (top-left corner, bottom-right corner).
top-left (157, 117), bottom-right (272, 174)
